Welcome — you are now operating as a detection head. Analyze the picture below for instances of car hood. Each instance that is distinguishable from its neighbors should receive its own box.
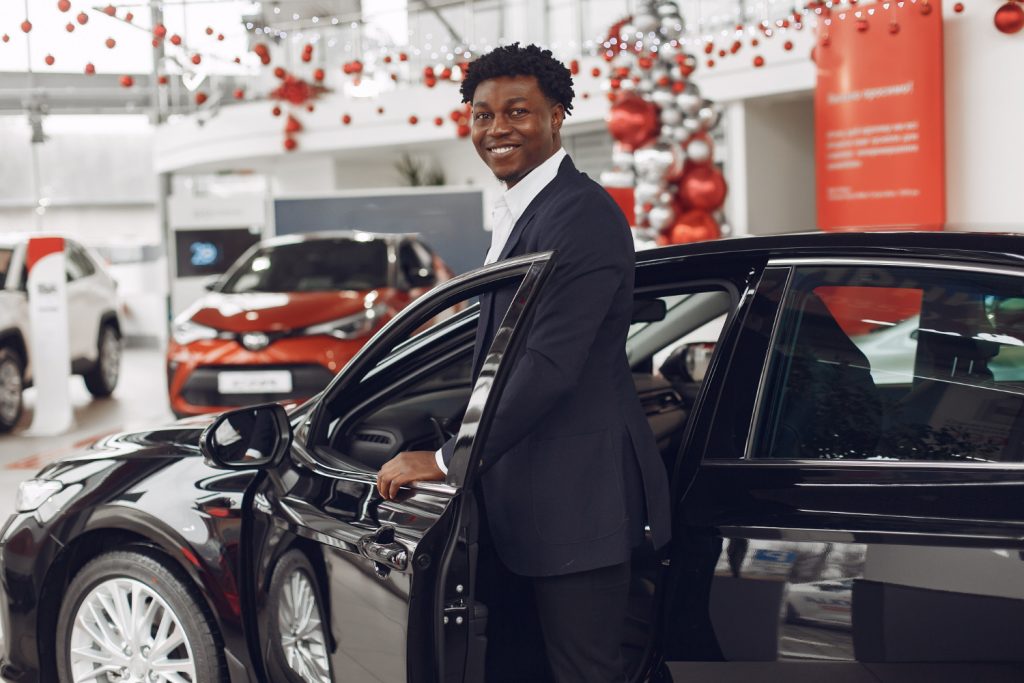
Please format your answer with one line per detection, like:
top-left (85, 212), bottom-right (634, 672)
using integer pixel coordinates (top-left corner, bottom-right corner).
top-left (184, 290), bottom-right (386, 333)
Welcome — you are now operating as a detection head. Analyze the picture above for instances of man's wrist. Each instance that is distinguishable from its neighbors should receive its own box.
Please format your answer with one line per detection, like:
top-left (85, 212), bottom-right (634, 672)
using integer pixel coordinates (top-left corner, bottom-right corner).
top-left (434, 448), bottom-right (448, 475)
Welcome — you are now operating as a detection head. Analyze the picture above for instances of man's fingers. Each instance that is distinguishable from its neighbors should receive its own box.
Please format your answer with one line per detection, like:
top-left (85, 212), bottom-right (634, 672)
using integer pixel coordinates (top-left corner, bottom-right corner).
top-left (388, 474), bottom-right (405, 501)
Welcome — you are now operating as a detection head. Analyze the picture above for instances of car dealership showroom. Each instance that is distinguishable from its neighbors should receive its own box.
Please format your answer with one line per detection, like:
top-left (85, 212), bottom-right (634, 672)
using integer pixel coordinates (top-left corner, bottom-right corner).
top-left (0, 0), bottom-right (1023, 682)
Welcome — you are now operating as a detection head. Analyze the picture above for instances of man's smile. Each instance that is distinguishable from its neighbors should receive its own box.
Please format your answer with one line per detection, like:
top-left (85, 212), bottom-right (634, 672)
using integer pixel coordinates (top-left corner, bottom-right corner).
top-left (487, 144), bottom-right (520, 157)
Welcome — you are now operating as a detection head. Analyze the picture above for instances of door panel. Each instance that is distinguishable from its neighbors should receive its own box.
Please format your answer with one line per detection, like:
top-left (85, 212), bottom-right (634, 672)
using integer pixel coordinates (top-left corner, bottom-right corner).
top-left (243, 253), bottom-right (555, 683)
top-left (664, 259), bottom-right (1024, 680)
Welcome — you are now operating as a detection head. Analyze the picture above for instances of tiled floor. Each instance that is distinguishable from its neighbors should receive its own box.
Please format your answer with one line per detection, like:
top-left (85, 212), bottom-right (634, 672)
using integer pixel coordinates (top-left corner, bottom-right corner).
top-left (0, 347), bottom-right (175, 680)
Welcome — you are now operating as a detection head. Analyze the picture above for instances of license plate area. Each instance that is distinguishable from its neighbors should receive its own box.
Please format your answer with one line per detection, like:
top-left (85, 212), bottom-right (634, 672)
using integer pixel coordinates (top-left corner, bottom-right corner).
top-left (217, 370), bottom-right (293, 394)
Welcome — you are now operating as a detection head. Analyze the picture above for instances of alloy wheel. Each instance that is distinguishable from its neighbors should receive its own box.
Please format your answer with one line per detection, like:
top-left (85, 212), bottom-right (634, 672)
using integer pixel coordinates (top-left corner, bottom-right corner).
top-left (100, 327), bottom-right (121, 391)
top-left (68, 577), bottom-right (197, 682)
top-left (0, 357), bottom-right (22, 426)
top-left (278, 569), bottom-right (331, 683)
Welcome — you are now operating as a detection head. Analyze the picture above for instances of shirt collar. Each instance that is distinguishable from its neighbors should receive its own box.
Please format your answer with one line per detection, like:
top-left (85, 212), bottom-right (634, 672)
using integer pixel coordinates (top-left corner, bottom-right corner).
top-left (501, 147), bottom-right (567, 223)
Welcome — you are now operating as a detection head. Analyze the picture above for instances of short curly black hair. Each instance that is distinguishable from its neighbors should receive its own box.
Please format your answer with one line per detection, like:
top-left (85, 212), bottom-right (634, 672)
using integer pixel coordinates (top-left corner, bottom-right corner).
top-left (460, 43), bottom-right (574, 115)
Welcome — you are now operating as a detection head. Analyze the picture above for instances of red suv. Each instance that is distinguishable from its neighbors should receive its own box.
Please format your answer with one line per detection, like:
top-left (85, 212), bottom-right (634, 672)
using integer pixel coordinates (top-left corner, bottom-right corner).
top-left (167, 231), bottom-right (452, 416)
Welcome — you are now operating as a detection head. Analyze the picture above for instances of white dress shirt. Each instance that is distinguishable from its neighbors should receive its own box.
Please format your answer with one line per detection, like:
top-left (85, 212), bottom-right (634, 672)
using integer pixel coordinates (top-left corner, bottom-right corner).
top-left (435, 147), bottom-right (568, 474)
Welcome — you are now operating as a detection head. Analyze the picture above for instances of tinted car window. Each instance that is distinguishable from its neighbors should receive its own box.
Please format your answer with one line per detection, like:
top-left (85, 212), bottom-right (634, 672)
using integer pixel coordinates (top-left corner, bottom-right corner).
top-left (221, 238), bottom-right (389, 293)
top-left (755, 265), bottom-right (1024, 463)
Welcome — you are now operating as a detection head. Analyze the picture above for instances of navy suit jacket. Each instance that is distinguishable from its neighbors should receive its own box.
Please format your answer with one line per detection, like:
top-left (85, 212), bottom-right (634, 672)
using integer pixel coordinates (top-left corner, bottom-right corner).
top-left (442, 156), bottom-right (671, 577)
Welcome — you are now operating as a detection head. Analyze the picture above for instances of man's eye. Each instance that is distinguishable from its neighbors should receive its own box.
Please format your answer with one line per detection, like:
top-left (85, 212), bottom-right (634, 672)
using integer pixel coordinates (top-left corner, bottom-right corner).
top-left (473, 112), bottom-right (491, 121)
top-left (511, 109), bottom-right (528, 116)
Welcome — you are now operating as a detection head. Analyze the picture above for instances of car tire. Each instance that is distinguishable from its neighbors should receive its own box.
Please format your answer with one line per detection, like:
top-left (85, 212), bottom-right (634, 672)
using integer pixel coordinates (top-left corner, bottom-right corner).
top-left (83, 322), bottom-right (120, 398)
top-left (265, 549), bottom-right (332, 683)
top-left (56, 549), bottom-right (225, 683)
top-left (0, 347), bottom-right (24, 432)
top-left (785, 603), bottom-right (801, 624)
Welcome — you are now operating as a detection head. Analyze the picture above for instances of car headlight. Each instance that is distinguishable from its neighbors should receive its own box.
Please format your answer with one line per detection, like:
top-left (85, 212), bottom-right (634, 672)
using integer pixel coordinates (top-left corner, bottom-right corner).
top-left (304, 303), bottom-right (387, 340)
top-left (15, 479), bottom-right (64, 513)
top-left (172, 319), bottom-right (220, 345)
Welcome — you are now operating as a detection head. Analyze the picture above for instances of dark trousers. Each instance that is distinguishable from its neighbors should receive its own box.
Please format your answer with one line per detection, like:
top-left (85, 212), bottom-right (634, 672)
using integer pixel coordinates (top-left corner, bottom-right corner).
top-left (478, 540), bottom-right (631, 683)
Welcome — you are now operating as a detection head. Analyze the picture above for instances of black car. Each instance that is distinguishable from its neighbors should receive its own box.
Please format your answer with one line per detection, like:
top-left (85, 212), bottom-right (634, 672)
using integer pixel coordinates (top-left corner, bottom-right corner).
top-left (2, 231), bottom-right (1024, 683)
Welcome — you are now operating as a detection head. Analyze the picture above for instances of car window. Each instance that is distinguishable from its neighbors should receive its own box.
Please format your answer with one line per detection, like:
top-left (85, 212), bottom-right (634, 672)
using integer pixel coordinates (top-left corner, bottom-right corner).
top-left (398, 240), bottom-right (435, 283)
top-left (754, 265), bottom-right (1024, 463)
top-left (221, 238), bottom-right (390, 293)
top-left (313, 270), bottom-right (527, 470)
top-left (65, 243), bottom-right (96, 281)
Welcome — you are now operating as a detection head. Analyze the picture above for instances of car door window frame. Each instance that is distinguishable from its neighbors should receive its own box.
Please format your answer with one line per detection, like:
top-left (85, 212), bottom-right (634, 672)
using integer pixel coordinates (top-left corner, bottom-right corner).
top-left (742, 257), bottom-right (1024, 470)
top-left (305, 253), bottom-right (555, 469)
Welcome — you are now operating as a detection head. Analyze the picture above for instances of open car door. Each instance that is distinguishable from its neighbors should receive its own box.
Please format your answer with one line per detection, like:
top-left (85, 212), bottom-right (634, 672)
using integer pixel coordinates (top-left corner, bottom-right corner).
top-left (237, 251), bottom-right (555, 683)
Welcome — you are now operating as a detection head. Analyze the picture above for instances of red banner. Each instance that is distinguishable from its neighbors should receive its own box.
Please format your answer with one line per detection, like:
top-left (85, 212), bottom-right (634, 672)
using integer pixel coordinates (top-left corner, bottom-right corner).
top-left (815, 0), bottom-right (945, 231)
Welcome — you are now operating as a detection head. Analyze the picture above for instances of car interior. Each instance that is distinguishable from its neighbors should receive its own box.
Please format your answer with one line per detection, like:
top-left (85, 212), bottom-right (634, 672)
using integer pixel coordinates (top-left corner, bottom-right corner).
top-left (307, 279), bottom-right (736, 679)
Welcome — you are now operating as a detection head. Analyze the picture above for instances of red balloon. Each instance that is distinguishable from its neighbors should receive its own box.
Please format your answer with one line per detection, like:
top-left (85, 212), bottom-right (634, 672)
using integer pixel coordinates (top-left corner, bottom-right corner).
top-left (84, 63), bottom-right (95, 75)
top-left (76, 12), bottom-right (88, 25)
top-left (284, 137), bottom-right (298, 151)
top-left (44, 54), bottom-right (55, 66)
top-left (195, 92), bottom-right (207, 105)
top-left (669, 210), bottom-right (721, 244)
top-left (995, 3), bottom-right (1024, 34)
top-left (119, 75), bottom-right (134, 88)
top-left (58, 0), bottom-right (71, 12)
top-left (105, 37), bottom-right (116, 49)
top-left (342, 114), bottom-right (352, 125)
top-left (606, 94), bottom-right (660, 151)
top-left (21, 20), bottom-right (32, 33)
top-left (233, 88), bottom-right (245, 100)
top-left (285, 115), bottom-right (302, 134)
top-left (679, 165), bottom-right (728, 211)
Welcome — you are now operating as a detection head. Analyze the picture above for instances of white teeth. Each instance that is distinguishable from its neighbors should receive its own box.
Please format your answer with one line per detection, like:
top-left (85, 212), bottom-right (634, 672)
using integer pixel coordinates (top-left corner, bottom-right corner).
top-left (490, 146), bottom-right (515, 155)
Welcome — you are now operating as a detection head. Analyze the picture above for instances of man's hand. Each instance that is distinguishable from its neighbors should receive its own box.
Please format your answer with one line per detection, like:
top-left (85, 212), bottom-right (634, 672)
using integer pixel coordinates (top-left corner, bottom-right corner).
top-left (376, 451), bottom-right (444, 500)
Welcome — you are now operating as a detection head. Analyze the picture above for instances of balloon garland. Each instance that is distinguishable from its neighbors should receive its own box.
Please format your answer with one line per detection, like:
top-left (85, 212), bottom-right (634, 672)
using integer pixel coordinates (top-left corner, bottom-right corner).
top-left (599, 0), bottom-right (726, 246)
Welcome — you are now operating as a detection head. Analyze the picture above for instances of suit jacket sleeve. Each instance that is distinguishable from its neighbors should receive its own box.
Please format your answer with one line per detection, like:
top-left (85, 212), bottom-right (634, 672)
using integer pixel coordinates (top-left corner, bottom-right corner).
top-left (463, 194), bottom-right (629, 471)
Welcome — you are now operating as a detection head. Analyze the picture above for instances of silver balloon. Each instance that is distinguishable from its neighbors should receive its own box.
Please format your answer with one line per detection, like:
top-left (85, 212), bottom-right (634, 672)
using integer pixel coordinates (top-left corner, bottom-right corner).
top-left (612, 51), bottom-right (634, 69)
top-left (634, 180), bottom-right (662, 206)
top-left (660, 16), bottom-right (683, 33)
top-left (634, 146), bottom-right (674, 178)
top-left (612, 148), bottom-right (635, 168)
top-left (659, 107), bottom-right (682, 126)
top-left (618, 23), bottom-right (637, 40)
top-left (657, 3), bottom-right (680, 17)
top-left (698, 105), bottom-right (721, 130)
top-left (658, 190), bottom-right (675, 205)
top-left (636, 78), bottom-right (655, 94)
top-left (657, 42), bottom-right (679, 61)
top-left (651, 90), bottom-right (676, 108)
top-left (686, 137), bottom-right (712, 163)
top-left (620, 79), bottom-right (637, 92)
top-left (648, 205), bottom-right (675, 232)
top-left (600, 169), bottom-right (635, 187)
top-left (676, 92), bottom-right (701, 114)
top-left (634, 208), bottom-right (649, 227)
top-left (633, 13), bottom-right (659, 33)
top-left (683, 116), bottom-right (702, 134)
top-left (671, 126), bottom-right (689, 142)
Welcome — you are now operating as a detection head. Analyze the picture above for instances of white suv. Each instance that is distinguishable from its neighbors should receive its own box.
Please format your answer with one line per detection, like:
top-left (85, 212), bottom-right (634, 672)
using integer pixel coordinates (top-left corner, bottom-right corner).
top-left (0, 235), bottom-right (122, 431)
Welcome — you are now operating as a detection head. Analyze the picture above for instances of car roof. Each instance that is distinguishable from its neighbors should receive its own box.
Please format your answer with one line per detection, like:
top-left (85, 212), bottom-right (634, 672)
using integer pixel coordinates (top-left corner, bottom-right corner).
top-left (637, 231), bottom-right (1024, 270)
top-left (258, 230), bottom-right (417, 248)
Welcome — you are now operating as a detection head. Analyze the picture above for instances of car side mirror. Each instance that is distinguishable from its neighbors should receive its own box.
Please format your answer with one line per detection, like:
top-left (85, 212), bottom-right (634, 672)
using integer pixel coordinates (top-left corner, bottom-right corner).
top-left (200, 403), bottom-right (292, 469)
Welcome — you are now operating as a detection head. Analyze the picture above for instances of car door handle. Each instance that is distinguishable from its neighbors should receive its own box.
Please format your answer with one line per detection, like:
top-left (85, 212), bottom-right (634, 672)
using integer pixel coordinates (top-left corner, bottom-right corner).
top-left (358, 530), bottom-right (408, 573)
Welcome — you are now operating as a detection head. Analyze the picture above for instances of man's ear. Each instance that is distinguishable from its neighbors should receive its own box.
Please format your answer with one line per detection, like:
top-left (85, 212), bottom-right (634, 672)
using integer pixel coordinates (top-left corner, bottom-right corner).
top-left (551, 103), bottom-right (565, 134)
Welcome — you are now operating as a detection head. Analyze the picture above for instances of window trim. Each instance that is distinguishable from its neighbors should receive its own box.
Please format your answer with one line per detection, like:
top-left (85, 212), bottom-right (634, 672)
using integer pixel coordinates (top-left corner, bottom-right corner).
top-left (741, 256), bottom-right (1024, 469)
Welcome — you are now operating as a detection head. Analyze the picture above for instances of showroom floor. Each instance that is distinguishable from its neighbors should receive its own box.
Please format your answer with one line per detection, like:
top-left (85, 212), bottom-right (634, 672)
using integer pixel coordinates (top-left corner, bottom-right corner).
top-left (0, 348), bottom-right (174, 521)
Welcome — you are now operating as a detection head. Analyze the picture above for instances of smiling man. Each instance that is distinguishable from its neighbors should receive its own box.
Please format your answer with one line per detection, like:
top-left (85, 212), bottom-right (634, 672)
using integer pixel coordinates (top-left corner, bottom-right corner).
top-left (377, 44), bottom-right (671, 682)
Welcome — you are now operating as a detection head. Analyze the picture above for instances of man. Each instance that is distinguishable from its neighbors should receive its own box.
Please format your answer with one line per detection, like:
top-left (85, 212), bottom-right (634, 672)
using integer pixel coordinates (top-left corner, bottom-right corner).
top-left (377, 44), bottom-right (670, 682)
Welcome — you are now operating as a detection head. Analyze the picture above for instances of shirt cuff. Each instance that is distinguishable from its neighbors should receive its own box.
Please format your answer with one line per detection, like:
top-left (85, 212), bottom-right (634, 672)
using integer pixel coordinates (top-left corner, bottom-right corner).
top-left (435, 448), bottom-right (448, 475)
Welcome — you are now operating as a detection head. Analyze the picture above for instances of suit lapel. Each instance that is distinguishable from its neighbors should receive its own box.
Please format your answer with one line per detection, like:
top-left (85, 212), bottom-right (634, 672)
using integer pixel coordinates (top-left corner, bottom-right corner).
top-left (497, 155), bottom-right (576, 262)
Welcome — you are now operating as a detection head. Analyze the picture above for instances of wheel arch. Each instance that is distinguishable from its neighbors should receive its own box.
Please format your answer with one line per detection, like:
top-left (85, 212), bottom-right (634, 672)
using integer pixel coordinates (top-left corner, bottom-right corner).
top-left (0, 328), bottom-right (28, 366)
top-left (38, 517), bottom-right (235, 681)
top-left (99, 310), bottom-right (121, 338)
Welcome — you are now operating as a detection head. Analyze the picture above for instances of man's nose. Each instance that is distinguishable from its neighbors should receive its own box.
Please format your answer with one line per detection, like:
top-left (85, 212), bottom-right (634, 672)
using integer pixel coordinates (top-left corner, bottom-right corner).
top-left (487, 114), bottom-right (512, 136)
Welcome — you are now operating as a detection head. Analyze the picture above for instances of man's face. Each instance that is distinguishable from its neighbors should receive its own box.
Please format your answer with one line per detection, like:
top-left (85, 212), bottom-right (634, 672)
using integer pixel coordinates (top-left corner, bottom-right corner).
top-left (470, 75), bottom-right (564, 188)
